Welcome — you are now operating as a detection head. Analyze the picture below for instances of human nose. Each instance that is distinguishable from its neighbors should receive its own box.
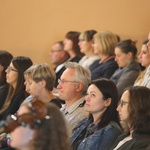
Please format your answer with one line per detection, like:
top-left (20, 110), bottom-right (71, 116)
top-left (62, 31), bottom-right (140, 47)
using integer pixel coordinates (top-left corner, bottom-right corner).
top-left (24, 81), bottom-right (27, 85)
top-left (57, 82), bottom-right (61, 89)
top-left (5, 67), bottom-right (8, 73)
top-left (84, 94), bottom-right (90, 101)
top-left (115, 56), bottom-right (118, 62)
top-left (116, 103), bottom-right (121, 112)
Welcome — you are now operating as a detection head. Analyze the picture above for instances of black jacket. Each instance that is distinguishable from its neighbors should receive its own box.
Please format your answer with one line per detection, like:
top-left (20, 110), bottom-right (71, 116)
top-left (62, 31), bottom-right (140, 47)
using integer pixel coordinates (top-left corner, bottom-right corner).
top-left (111, 132), bottom-right (150, 150)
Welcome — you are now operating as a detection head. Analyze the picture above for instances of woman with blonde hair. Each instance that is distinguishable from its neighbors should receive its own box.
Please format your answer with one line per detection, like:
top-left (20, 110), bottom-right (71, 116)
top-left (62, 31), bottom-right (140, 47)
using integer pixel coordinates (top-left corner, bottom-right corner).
top-left (24, 63), bottom-right (62, 108)
top-left (134, 39), bottom-right (150, 88)
top-left (78, 29), bottom-right (99, 68)
top-left (90, 30), bottom-right (118, 80)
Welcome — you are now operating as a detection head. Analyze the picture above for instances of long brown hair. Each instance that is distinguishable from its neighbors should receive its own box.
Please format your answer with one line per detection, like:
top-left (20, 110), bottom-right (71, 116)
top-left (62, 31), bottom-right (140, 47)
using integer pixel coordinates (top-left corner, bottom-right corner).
top-left (126, 86), bottom-right (150, 134)
top-left (0, 56), bottom-right (33, 113)
top-left (33, 103), bottom-right (71, 150)
top-left (65, 31), bottom-right (84, 57)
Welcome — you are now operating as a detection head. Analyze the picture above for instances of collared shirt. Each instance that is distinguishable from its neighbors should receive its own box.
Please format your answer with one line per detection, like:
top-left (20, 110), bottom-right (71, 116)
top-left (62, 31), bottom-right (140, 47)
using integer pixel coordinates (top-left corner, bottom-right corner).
top-left (61, 97), bottom-right (86, 136)
top-left (55, 63), bottom-right (65, 73)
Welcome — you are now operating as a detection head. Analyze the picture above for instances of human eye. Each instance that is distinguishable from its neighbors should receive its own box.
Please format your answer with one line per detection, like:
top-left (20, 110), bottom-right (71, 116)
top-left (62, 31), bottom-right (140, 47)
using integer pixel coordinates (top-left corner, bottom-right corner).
top-left (91, 93), bottom-right (96, 98)
top-left (27, 80), bottom-right (32, 85)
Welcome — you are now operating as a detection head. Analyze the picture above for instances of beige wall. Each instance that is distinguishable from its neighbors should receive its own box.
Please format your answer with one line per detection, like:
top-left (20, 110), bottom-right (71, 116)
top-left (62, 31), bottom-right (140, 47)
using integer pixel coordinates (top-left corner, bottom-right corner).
top-left (0, 0), bottom-right (149, 66)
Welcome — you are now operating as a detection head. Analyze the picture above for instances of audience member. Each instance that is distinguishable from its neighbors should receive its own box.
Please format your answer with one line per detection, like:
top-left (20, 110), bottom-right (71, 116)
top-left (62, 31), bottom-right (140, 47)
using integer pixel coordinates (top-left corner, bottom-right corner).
top-left (78, 30), bottom-right (99, 68)
top-left (111, 39), bottom-right (140, 98)
top-left (71, 78), bottom-right (122, 150)
top-left (90, 30), bottom-right (118, 80)
top-left (134, 40), bottom-right (150, 87)
top-left (1, 100), bottom-right (71, 150)
top-left (0, 56), bottom-right (33, 120)
top-left (111, 86), bottom-right (150, 150)
top-left (49, 41), bottom-right (69, 87)
top-left (64, 31), bottom-right (84, 62)
top-left (115, 34), bottom-right (121, 43)
top-left (57, 62), bottom-right (91, 135)
top-left (0, 51), bottom-right (13, 109)
top-left (24, 63), bottom-right (62, 108)
top-left (147, 32), bottom-right (150, 50)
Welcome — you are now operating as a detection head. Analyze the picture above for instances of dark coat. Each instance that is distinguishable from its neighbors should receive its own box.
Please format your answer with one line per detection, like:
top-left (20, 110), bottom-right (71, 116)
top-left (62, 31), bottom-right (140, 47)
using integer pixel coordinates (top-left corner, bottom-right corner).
top-left (111, 132), bottom-right (150, 150)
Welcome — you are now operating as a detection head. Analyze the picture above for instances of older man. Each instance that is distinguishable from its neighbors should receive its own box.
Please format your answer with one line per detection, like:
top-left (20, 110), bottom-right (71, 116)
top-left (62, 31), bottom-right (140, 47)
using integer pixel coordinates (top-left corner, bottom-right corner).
top-left (57, 62), bottom-right (91, 135)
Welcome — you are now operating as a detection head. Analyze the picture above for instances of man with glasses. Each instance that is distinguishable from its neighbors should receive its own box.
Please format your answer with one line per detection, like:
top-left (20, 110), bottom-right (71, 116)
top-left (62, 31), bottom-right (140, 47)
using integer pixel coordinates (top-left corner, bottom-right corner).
top-left (49, 41), bottom-right (69, 87)
top-left (57, 62), bottom-right (91, 136)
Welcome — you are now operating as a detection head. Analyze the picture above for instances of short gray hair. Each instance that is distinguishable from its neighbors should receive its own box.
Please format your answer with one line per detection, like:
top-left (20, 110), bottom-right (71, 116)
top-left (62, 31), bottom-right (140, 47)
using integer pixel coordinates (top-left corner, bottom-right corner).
top-left (65, 62), bottom-right (91, 95)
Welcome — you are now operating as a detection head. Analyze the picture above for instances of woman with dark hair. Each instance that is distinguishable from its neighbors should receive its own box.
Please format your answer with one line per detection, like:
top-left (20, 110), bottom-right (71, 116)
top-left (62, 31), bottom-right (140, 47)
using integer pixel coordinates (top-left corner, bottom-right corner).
top-left (0, 56), bottom-right (33, 120)
top-left (71, 78), bottom-right (122, 150)
top-left (4, 100), bottom-right (71, 150)
top-left (64, 31), bottom-right (84, 62)
top-left (111, 86), bottom-right (150, 150)
top-left (111, 39), bottom-right (140, 98)
top-left (0, 50), bottom-right (13, 109)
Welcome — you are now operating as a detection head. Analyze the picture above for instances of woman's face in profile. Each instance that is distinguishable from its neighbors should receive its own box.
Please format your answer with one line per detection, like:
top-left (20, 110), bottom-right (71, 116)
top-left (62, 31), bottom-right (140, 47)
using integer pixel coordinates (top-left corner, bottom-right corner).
top-left (138, 44), bottom-right (150, 67)
top-left (117, 90), bottom-right (129, 122)
top-left (5, 62), bottom-right (18, 88)
top-left (10, 106), bottom-right (34, 150)
top-left (115, 47), bottom-right (131, 68)
top-left (63, 38), bottom-right (73, 51)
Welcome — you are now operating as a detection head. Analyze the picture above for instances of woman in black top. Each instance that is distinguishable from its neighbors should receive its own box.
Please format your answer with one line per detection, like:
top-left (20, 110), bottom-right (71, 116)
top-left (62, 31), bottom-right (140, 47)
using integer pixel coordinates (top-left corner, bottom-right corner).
top-left (0, 56), bottom-right (33, 120)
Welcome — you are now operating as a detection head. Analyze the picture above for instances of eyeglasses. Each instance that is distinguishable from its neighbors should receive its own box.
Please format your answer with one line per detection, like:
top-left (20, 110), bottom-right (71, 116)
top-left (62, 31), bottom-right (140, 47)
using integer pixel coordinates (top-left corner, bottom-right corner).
top-left (6, 66), bottom-right (18, 72)
top-left (50, 50), bottom-right (62, 53)
top-left (118, 100), bottom-right (129, 108)
top-left (58, 79), bottom-right (79, 84)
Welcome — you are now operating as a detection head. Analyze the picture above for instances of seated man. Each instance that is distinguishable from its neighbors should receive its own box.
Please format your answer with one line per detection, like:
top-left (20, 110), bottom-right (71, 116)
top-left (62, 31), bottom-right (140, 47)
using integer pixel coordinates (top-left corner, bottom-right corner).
top-left (49, 41), bottom-right (69, 87)
top-left (57, 62), bottom-right (91, 135)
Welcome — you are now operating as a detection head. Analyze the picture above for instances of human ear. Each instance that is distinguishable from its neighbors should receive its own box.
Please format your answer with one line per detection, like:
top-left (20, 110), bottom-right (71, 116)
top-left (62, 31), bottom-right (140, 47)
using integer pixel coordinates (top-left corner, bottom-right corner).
top-left (76, 82), bottom-right (84, 92)
top-left (104, 98), bottom-right (112, 107)
top-left (39, 80), bottom-right (46, 88)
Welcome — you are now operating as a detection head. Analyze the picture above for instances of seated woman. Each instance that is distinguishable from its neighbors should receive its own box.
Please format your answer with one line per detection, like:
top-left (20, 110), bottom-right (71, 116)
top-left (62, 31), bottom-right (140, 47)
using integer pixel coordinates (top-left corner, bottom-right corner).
top-left (0, 50), bottom-right (13, 109)
top-left (0, 56), bottom-right (33, 120)
top-left (134, 40), bottom-right (150, 88)
top-left (0, 100), bottom-right (71, 150)
top-left (111, 39), bottom-right (140, 98)
top-left (111, 86), bottom-right (150, 150)
top-left (70, 78), bottom-right (122, 150)
top-left (64, 31), bottom-right (84, 63)
top-left (24, 63), bottom-right (62, 108)
top-left (78, 30), bottom-right (99, 68)
top-left (90, 30), bottom-right (118, 80)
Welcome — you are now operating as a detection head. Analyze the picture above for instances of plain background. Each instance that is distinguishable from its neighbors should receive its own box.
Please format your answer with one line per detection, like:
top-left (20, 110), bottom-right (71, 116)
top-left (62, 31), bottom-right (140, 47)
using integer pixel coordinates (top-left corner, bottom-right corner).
top-left (0, 0), bottom-right (149, 66)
